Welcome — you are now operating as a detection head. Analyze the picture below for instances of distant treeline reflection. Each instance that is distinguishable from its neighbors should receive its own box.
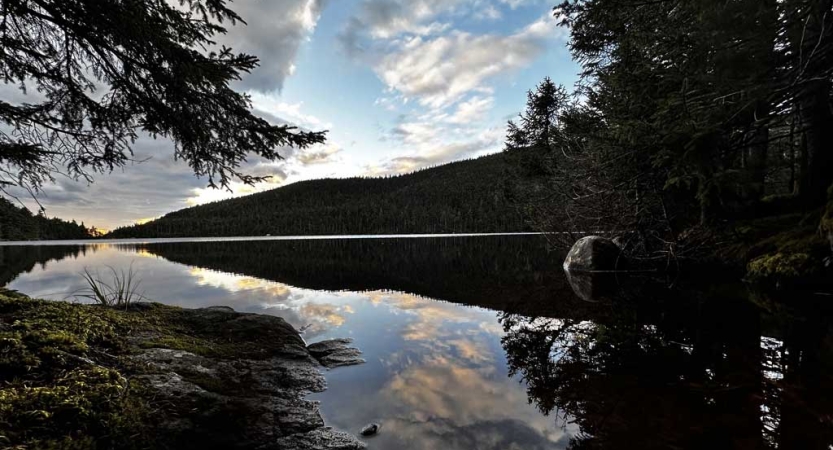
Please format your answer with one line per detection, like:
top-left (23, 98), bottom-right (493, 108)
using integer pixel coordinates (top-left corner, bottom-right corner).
top-left (3, 237), bottom-right (832, 448)
top-left (127, 235), bottom-right (595, 318)
top-left (0, 245), bottom-right (86, 286)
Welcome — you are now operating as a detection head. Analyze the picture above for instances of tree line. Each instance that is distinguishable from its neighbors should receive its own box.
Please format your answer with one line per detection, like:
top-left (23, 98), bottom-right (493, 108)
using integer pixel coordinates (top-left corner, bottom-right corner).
top-left (0, 199), bottom-right (93, 241)
top-left (108, 154), bottom-right (529, 238)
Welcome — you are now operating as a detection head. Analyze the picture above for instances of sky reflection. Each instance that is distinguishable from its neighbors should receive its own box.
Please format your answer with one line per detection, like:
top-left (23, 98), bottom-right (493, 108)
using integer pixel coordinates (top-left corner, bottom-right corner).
top-left (5, 244), bottom-right (572, 448)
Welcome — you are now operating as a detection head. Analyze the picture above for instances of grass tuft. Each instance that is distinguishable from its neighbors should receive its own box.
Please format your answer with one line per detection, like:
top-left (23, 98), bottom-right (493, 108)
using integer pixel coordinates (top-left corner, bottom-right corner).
top-left (76, 262), bottom-right (146, 307)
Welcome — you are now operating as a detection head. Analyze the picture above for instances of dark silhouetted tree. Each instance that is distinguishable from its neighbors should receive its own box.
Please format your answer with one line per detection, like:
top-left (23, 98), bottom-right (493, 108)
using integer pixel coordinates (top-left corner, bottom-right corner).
top-left (504, 0), bottom-right (833, 257)
top-left (0, 0), bottom-right (326, 194)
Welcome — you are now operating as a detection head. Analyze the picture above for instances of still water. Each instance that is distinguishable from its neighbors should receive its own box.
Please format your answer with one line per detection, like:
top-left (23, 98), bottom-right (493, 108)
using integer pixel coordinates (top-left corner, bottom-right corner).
top-left (2, 236), bottom-right (832, 449)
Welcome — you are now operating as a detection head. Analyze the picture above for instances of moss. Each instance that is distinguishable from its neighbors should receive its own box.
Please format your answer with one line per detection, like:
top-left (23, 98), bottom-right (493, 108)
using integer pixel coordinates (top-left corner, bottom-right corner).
top-left (747, 252), bottom-right (819, 281)
top-left (138, 335), bottom-right (216, 356)
top-left (741, 221), bottom-right (829, 284)
top-left (706, 208), bottom-right (830, 285)
top-left (0, 290), bottom-right (308, 449)
top-left (0, 292), bottom-right (255, 448)
top-left (0, 368), bottom-right (153, 449)
top-left (0, 291), bottom-right (157, 449)
top-left (179, 370), bottom-right (244, 396)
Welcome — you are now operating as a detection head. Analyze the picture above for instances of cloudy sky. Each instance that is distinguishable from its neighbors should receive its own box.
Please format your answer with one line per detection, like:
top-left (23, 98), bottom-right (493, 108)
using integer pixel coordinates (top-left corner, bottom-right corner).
top-left (16, 0), bottom-right (578, 230)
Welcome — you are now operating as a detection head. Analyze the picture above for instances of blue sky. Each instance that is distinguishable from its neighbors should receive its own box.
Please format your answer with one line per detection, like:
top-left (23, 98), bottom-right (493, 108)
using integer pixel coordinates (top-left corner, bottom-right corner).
top-left (15, 0), bottom-right (579, 229)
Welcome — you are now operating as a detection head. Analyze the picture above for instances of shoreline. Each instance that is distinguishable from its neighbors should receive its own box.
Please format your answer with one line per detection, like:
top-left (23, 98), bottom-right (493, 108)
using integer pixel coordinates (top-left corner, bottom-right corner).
top-left (0, 232), bottom-right (546, 247)
top-left (0, 290), bottom-right (366, 449)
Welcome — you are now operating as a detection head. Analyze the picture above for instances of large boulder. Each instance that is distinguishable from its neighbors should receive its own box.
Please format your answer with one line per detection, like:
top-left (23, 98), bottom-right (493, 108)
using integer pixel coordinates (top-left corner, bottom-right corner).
top-left (563, 236), bottom-right (625, 272)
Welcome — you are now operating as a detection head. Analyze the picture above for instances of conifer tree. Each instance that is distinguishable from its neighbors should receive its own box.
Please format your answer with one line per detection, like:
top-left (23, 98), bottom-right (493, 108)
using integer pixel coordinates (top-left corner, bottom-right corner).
top-left (0, 0), bottom-right (326, 194)
top-left (502, 0), bottom-right (833, 253)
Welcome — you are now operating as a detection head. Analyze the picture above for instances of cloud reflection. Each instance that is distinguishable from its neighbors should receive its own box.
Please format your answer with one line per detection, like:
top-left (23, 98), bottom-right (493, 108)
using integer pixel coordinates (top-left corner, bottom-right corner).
top-left (372, 291), bottom-right (502, 342)
top-left (349, 290), bottom-right (569, 449)
top-left (8, 248), bottom-right (574, 449)
top-left (185, 267), bottom-right (353, 337)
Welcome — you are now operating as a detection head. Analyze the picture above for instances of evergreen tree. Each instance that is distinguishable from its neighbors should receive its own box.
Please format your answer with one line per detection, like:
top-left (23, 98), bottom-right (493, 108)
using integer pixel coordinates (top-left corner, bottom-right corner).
top-left (0, 198), bottom-right (90, 240)
top-left (503, 0), bottom-right (833, 254)
top-left (0, 0), bottom-right (326, 193)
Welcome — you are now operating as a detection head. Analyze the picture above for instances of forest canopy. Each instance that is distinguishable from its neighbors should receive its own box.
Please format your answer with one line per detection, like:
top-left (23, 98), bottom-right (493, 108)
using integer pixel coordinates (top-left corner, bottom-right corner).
top-left (504, 0), bottom-right (833, 262)
top-left (107, 154), bottom-right (528, 238)
top-left (0, 197), bottom-right (91, 240)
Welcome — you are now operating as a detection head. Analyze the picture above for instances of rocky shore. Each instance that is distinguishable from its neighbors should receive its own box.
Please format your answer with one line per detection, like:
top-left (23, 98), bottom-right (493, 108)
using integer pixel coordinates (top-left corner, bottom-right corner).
top-left (0, 290), bottom-right (365, 449)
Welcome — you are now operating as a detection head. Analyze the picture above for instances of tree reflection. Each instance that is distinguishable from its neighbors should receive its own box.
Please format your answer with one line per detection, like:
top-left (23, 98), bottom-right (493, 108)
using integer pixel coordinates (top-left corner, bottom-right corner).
top-left (0, 245), bottom-right (87, 285)
top-left (501, 283), bottom-right (833, 449)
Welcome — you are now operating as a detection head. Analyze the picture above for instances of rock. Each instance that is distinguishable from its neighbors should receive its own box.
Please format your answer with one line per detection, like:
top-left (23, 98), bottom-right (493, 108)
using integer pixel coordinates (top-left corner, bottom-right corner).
top-left (126, 307), bottom-right (364, 449)
top-left (360, 423), bottom-right (381, 437)
top-left (563, 236), bottom-right (625, 272)
top-left (317, 348), bottom-right (365, 368)
top-left (307, 338), bottom-right (354, 355)
top-left (0, 294), bottom-right (365, 450)
top-left (308, 339), bottom-right (365, 368)
top-left (273, 428), bottom-right (366, 450)
top-left (204, 305), bottom-right (236, 313)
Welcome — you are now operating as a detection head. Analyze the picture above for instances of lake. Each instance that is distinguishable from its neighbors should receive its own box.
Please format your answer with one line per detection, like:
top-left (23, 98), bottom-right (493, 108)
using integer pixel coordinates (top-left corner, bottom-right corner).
top-left (2, 235), bottom-right (832, 449)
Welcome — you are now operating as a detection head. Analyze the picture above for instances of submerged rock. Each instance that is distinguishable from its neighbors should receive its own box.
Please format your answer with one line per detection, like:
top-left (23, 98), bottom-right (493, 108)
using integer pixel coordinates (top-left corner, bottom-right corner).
top-left (307, 338), bottom-right (355, 355)
top-left (563, 236), bottom-right (625, 272)
top-left (360, 423), bottom-right (381, 437)
top-left (308, 338), bottom-right (366, 368)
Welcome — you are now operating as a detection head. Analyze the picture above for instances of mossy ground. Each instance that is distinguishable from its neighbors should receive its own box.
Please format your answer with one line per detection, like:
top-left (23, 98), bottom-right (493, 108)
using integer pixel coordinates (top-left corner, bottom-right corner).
top-left (0, 290), bottom-right (305, 449)
top-left (711, 206), bottom-right (831, 286)
top-left (0, 290), bottom-right (154, 449)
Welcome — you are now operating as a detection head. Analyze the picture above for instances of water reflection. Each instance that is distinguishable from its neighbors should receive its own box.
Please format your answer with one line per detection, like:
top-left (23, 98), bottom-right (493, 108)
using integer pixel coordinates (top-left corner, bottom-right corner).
top-left (3, 237), bottom-right (573, 448)
top-left (501, 282), bottom-right (833, 450)
top-left (2, 236), bottom-right (833, 449)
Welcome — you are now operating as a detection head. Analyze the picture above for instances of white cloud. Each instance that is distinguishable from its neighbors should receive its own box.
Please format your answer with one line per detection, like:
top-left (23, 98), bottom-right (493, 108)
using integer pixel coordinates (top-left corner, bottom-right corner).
top-left (250, 93), bottom-right (331, 129)
top-left (447, 96), bottom-right (495, 124)
top-left (220, 0), bottom-right (327, 92)
top-left (296, 143), bottom-right (343, 165)
top-left (343, 6), bottom-right (567, 178)
top-left (499, 0), bottom-right (545, 9)
top-left (390, 121), bottom-right (440, 146)
top-left (340, 0), bottom-right (468, 53)
top-left (375, 16), bottom-right (562, 109)
top-left (475, 5), bottom-right (503, 20)
top-left (15, 98), bottom-right (335, 228)
top-left (366, 124), bottom-right (504, 175)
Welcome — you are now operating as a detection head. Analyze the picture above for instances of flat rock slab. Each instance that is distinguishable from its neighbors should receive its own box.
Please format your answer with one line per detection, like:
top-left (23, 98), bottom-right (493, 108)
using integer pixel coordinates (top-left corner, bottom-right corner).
top-left (307, 338), bottom-right (355, 355)
top-left (273, 428), bottom-right (368, 450)
top-left (131, 306), bottom-right (365, 450)
top-left (308, 338), bottom-right (366, 368)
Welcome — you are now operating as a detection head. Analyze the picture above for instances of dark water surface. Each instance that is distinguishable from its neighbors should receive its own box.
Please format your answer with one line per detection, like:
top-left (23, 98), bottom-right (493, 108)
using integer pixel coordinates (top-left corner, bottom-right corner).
top-left (2, 236), bottom-right (832, 449)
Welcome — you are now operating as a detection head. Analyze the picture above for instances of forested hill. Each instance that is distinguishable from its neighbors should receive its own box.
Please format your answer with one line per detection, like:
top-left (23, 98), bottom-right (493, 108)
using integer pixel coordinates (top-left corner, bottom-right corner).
top-left (108, 154), bottom-right (529, 238)
top-left (0, 199), bottom-right (93, 241)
